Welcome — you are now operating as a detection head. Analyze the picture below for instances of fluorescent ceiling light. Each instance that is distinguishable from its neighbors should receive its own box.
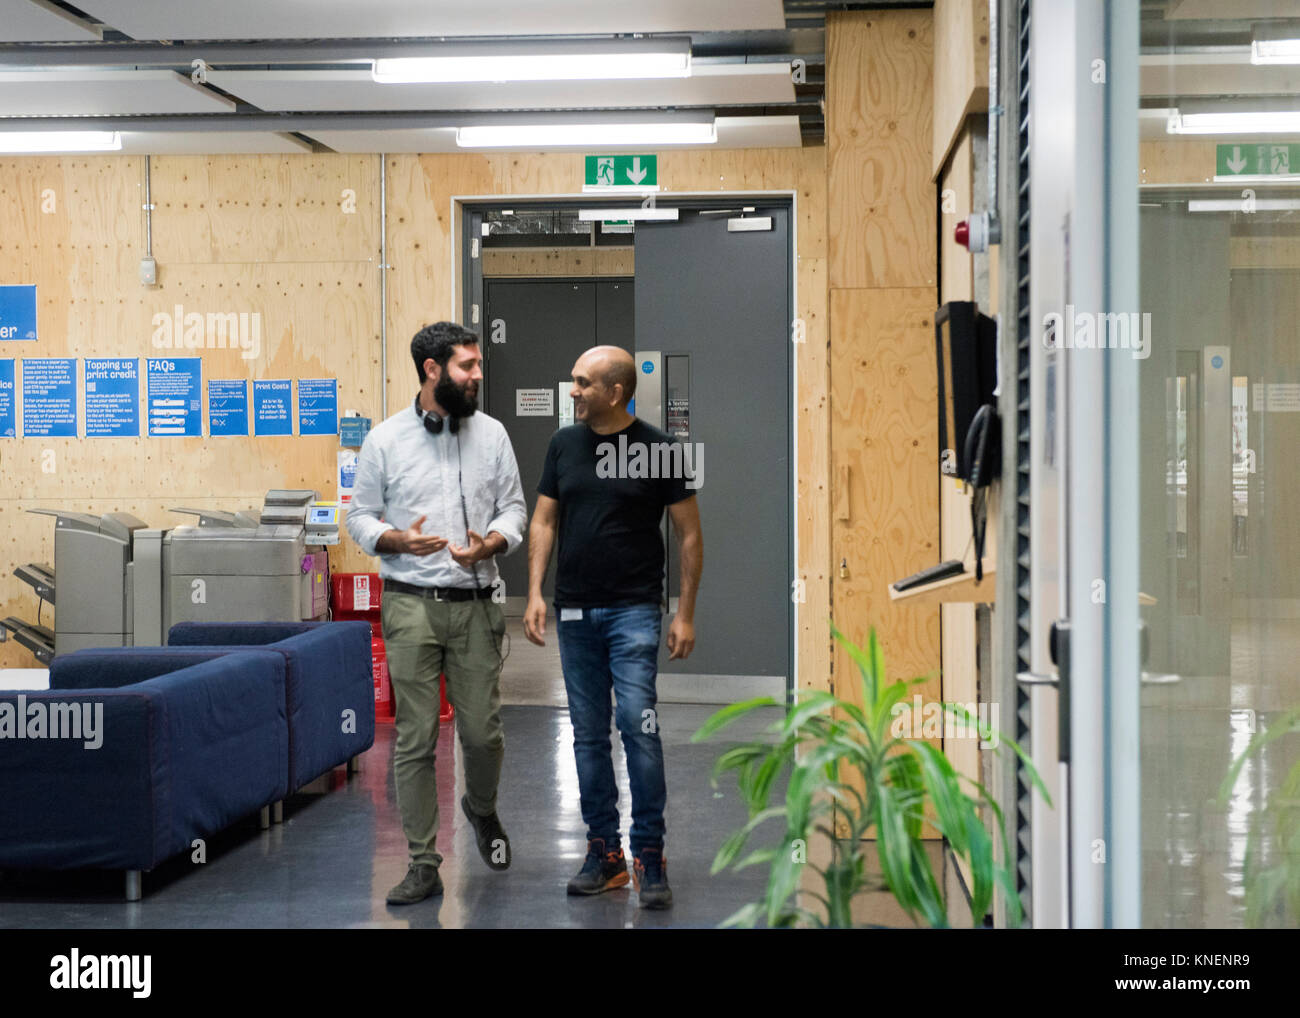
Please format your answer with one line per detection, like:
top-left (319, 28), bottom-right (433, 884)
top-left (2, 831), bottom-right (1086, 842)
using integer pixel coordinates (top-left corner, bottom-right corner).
top-left (1212, 173), bottom-right (1300, 184)
top-left (0, 131), bottom-right (121, 152)
top-left (457, 121), bottom-right (716, 148)
top-left (1167, 108), bottom-right (1300, 134)
top-left (1189, 198), bottom-right (1300, 211)
top-left (578, 208), bottom-right (680, 222)
top-left (374, 39), bottom-right (690, 83)
top-left (1252, 27), bottom-right (1300, 64)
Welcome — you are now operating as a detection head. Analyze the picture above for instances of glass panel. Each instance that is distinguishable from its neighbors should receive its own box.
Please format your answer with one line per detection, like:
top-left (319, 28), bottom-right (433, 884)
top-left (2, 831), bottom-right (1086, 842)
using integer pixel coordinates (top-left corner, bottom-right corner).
top-left (1136, 11), bottom-right (1300, 928)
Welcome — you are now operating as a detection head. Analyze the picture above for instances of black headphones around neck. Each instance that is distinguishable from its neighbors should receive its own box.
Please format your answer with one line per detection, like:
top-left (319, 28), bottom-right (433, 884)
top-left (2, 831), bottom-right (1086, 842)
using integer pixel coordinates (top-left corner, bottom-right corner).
top-left (414, 393), bottom-right (459, 434)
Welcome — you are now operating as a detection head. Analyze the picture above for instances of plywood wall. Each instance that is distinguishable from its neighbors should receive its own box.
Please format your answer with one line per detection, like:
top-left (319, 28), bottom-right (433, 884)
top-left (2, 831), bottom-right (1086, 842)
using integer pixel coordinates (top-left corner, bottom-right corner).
top-left (0, 154), bottom-right (382, 665)
top-left (827, 9), bottom-right (940, 708)
top-left (0, 146), bottom-right (830, 681)
top-left (933, 0), bottom-right (990, 178)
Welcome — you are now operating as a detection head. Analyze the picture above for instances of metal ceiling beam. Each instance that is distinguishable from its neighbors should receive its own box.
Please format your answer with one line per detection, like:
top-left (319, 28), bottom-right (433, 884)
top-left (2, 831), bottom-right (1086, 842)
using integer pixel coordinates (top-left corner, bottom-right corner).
top-left (0, 107), bottom-right (724, 132)
top-left (0, 33), bottom-right (823, 67)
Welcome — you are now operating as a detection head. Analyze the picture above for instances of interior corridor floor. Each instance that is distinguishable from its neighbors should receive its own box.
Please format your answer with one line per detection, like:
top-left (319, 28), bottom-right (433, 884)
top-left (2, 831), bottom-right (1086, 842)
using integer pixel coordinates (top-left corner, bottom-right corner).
top-left (0, 704), bottom-right (784, 929)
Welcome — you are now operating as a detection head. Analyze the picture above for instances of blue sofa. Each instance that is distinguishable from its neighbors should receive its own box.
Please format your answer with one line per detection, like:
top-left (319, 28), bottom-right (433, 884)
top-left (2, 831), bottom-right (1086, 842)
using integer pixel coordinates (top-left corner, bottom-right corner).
top-left (163, 621), bottom-right (375, 795)
top-left (0, 650), bottom-right (290, 899)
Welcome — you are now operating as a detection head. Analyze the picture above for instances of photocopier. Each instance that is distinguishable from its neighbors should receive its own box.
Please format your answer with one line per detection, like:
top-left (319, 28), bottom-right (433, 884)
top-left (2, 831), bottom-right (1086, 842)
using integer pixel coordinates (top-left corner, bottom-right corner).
top-left (1, 490), bottom-right (339, 663)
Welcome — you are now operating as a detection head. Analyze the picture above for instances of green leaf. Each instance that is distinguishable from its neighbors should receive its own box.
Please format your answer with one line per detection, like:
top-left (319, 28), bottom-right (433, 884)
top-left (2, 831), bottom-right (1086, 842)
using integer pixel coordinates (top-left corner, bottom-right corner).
top-left (733, 847), bottom-right (780, 872)
top-left (1219, 705), bottom-right (1300, 806)
top-left (710, 742), bottom-right (770, 782)
top-left (692, 696), bottom-right (783, 742)
top-left (718, 901), bottom-right (765, 929)
top-left (780, 689), bottom-right (840, 737)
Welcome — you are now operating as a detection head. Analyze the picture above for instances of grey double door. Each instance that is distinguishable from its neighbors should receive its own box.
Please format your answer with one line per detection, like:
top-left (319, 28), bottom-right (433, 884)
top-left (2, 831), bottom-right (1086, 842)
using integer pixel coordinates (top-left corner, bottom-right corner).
top-left (483, 277), bottom-right (634, 602)
top-left (480, 203), bottom-right (792, 683)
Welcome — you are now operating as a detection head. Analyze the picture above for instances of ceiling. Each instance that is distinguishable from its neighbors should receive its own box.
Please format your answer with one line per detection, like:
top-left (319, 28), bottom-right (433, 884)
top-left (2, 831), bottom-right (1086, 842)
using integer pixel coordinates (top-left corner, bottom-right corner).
top-left (0, 0), bottom-right (859, 153)
top-left (1139, 1), bottom-right (1300, 143)
top-left (4, 1), bottom-right (1296, 156)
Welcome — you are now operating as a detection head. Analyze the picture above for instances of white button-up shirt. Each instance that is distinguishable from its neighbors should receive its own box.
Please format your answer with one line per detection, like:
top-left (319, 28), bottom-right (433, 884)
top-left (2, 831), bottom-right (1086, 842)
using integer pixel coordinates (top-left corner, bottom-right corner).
top-left (345, 405), bottom-right (527, 590)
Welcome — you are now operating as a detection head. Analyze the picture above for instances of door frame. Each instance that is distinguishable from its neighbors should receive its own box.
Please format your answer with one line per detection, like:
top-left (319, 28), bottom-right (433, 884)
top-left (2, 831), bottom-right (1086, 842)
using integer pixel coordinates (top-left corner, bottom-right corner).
top-left (1026, 0), bottom-right (1141, 928)
top-left (452, 190), bottom-right (799, 694)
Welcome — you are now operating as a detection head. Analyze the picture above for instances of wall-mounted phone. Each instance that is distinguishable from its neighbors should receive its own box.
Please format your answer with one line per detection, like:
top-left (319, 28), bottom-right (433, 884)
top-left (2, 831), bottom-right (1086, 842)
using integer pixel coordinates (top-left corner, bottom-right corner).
top-left (935, 301), bottom-right (998, 484)
top-left (936, 301), bottom-right (1000, 581)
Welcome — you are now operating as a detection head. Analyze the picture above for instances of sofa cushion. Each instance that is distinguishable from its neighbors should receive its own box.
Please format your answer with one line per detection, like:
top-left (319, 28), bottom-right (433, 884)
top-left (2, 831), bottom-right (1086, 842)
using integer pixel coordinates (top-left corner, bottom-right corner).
top-left (0, 651), bottom-right (288, 872)
top-left (167, 621), bottom-right (374, 789)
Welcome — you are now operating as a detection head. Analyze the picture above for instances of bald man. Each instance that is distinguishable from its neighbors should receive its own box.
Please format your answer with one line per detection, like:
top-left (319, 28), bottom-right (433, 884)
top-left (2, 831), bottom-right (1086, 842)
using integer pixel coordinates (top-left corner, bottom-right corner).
top-left (525, 345), bottom-right (702, 910)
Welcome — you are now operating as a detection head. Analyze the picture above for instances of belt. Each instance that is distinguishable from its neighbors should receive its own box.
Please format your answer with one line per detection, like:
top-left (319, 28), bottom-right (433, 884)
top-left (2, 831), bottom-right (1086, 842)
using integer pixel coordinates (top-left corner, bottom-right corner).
top-left (384, 579), bottom-right (494, 602)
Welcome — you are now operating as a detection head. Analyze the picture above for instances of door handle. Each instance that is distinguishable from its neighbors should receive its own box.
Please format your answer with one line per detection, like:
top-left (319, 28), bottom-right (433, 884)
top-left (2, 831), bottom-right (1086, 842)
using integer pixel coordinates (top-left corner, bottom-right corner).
top-left (1141, 671), bottom-right (1182, 685)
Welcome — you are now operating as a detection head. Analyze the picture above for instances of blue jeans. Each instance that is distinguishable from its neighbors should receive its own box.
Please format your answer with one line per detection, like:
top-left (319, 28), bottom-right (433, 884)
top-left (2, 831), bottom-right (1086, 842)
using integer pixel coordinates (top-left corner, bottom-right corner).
top-left (557, 602), bottom-right (666, 856)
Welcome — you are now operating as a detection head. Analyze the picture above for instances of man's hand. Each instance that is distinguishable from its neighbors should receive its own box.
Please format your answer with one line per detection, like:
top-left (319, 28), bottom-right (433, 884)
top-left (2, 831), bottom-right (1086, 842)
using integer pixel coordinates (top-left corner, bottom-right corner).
top-left (523, 594), bottom-right (547, 646)
top-left (392, 515), bottom-right (447, 556)
top-left (447, 529), bottom-right (488, 568)
top-left (667, 615), bottom-right (695, 660)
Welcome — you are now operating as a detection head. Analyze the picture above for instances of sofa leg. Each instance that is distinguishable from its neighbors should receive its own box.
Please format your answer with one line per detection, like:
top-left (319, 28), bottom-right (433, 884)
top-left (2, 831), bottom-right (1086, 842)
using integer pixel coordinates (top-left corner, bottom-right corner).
top-left (260, 805), bottom-right (271, 830)
top-left (125, 871), bottom-right (142, 902)
top-left (272, 800), bottom-right (284, 824)
top-left (348, 754), bottom-right (361, 775)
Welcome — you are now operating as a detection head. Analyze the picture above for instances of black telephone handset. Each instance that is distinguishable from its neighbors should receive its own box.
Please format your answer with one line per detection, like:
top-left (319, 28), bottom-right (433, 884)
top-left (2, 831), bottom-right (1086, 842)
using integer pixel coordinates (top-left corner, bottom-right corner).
top-left (964, 404), bottom-right (1000, 489)
top-left (964, 404), bottom-right (1000, 582)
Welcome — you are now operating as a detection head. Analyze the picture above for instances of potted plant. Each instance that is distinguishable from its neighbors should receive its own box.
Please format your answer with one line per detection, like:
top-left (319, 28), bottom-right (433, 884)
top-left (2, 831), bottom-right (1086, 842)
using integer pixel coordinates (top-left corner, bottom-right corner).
top-left (694, 623), bottom-right (1049, 928)
top-left (1219, 704), bottom-right (1300, 927)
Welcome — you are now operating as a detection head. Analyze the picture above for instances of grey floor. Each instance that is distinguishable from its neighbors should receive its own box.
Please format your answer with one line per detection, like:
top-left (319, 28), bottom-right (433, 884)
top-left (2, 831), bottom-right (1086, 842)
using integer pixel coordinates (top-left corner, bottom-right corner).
top-left (0, 619), bottom-right (959, 929)
top-left (0, 702), bottom-right (787, 929)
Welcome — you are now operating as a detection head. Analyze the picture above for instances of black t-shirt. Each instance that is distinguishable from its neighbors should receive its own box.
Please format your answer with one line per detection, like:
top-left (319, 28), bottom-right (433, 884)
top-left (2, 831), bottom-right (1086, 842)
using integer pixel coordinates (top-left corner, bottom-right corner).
top-left (537, 418), bottom-right (697, 608)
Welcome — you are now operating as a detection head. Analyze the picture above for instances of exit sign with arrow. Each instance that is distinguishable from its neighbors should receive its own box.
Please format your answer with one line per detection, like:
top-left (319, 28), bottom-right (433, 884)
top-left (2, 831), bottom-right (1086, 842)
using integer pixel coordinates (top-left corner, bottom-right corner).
top-left (1216, 143), bottom-right (1299, 177)
top-left (585, 154), bottom-right (657, 188)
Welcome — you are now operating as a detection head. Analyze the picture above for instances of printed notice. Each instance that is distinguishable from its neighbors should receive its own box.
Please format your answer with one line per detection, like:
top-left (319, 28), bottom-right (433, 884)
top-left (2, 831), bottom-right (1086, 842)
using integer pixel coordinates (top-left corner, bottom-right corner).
top-left (22, 358), bottom-right (76, 437)
top-left (208, 379), bottom-right (249, 437)
top-left (0, 359), bottom-right (14, 437)
top-left (298, 378), bottom-right (338, 436)
top-left (253, 379), bottom-right (293, 436)
top-left (147, 357), bottom-right (202, 436)
top-left (1253, 382), bottom-right (1300, 413)
top-left (667, 397), bottom-right (690, 439)
top-left (84, 358), bottom-right (140, 438)
top-left (516, 388), bottom-right (554, 417)
top-left (0, 285), bottom-right (37, 342)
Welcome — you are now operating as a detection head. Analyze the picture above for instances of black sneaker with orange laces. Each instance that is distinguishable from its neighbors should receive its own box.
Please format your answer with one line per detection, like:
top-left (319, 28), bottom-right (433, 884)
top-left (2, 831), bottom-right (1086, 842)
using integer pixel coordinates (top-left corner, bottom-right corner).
top-left (566, 838), bottom-right (630, 895)
top-left (633, 848), bottom-right (672, 909)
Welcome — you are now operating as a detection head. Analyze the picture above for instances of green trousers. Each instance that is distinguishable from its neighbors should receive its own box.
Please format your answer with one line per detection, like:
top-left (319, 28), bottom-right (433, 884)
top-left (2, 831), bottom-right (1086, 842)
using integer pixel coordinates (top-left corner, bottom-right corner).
top-left (382, 591), bottom-right (506, 868)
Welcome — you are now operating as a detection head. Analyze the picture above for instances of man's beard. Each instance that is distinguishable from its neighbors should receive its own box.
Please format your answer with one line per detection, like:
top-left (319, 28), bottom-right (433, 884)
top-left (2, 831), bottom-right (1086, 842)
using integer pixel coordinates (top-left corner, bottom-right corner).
top-left (435, 373), bottom-right (478, 419)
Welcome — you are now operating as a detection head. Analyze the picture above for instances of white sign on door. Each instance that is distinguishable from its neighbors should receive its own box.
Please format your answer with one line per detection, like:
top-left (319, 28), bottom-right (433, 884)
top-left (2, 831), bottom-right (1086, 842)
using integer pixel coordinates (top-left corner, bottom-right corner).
top-left (516, 388), bottom-right (554, 417)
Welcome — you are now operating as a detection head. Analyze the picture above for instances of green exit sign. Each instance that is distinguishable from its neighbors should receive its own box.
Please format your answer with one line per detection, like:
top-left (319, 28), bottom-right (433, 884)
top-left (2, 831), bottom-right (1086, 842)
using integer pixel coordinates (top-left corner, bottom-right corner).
top-left (585, 154), bottom-right (657, 187)
top-left (1216, 143), bottom-right (1298, 177)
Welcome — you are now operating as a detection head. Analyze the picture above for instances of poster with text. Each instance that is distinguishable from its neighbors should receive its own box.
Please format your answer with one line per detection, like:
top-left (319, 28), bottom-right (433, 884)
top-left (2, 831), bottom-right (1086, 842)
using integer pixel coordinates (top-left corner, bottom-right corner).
top-left (253, 379), bottom-right (293, 436)
top-left (0, 359), bottom-right (14, 437)
top-left (208, 379), bottom-right (249, 437)
top-left (22, 358), bottom-right (76, 437)
top-left (84, 358), bottom-right (140, 437)
top-left (146, 357), bottom-right (202, 436)
top-left (298, 378), bottom-right (338, 436)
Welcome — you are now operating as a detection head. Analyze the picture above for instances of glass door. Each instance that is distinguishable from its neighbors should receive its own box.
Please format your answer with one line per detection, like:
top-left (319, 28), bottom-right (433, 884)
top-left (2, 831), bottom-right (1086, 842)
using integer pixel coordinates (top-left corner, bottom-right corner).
top-left (1133, 11), bottom-right (1300, 929)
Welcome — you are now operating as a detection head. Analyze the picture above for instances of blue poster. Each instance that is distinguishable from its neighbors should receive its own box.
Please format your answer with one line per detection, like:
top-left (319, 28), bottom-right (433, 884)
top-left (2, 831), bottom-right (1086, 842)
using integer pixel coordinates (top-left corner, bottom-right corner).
top-left (22, 358), bottom-right (76, 437)
top-left (146, 358), bottom-right (201, 437)
top-left (298, 378), bottom-right (338, 436)
top-left (253, 379), bottom-right (293, 436)
top-left (0, 359), bottom-right (14, 437)
top-left (0, 285), bottom-right (37, 342)
top-left (208, 379), bottom-right (249, 437)
top-left (84, 358), bottom-right (140, 438)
